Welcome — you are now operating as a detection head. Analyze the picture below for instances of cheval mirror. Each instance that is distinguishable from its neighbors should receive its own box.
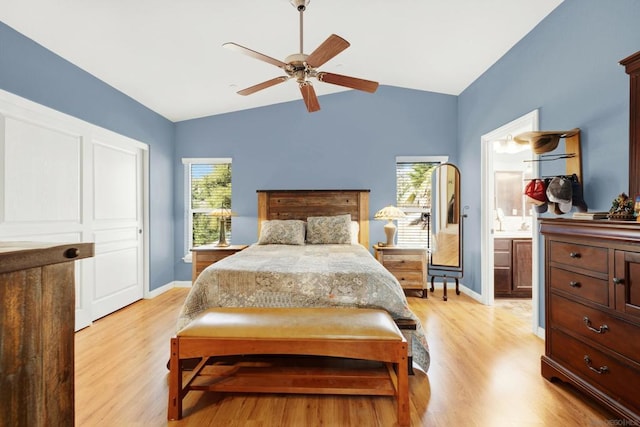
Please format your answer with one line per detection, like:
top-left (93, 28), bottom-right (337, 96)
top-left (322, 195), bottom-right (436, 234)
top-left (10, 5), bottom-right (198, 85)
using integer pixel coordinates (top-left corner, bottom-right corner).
top-left (428, 163), bottom-right (464, 300)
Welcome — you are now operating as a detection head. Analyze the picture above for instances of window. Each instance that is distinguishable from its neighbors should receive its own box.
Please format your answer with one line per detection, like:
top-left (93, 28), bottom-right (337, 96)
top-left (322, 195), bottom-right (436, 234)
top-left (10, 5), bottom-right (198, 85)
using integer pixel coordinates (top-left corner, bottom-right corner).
top-left (183, 158), bottom-right (232, 256)
top-left (395, 156), bottom-right (447, 248)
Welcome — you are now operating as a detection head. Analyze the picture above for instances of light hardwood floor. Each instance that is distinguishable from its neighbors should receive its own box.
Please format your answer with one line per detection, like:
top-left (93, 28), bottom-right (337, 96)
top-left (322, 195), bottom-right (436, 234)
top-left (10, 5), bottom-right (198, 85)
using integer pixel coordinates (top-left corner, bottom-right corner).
top-left (75, 288), bottom-right (614, 426)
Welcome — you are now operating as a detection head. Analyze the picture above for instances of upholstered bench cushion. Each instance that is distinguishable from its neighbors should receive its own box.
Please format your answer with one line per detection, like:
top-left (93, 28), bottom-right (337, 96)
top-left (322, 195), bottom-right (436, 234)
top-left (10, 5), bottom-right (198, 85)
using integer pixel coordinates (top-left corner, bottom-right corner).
top-left (177, 307), bottom-right (403, 341)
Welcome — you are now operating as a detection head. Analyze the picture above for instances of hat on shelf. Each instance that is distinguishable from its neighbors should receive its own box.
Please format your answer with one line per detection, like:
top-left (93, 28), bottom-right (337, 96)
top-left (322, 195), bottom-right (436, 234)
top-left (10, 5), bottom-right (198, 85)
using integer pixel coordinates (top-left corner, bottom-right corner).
top-left (514, 128), bottom-right (580, 154)
top-left (546, 176), bottom-right (573, 213)
top-left (570, 174), bottom-right (588, 213)
top-left (524, 179), bottom-right (547, 206)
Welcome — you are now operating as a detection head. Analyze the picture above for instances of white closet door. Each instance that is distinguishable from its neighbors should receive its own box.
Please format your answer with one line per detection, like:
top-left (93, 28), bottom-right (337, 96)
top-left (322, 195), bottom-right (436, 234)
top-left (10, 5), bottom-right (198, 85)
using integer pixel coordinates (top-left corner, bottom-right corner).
top-left (0, 89), bottom-right (148, 330)
top-left (90, 140), bottom-right (144, 320)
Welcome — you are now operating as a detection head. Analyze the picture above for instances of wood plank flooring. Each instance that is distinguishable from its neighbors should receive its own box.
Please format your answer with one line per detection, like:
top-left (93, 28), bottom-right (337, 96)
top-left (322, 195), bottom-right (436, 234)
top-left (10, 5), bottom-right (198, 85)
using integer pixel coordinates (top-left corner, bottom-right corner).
top-left (75, 288), bottom-right (615, 426)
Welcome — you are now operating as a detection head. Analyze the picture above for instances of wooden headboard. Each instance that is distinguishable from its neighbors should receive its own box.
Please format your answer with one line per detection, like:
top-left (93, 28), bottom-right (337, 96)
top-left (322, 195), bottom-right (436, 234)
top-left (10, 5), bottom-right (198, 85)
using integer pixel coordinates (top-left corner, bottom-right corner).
top-left (257, 189), bottom-right (370, 249)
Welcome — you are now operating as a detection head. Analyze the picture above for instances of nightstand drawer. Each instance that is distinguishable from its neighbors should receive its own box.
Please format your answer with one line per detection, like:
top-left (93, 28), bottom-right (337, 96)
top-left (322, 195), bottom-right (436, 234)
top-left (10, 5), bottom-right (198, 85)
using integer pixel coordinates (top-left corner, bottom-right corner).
top-left (389, 270), bottom-right (424, 288)
top-left (191, 244), bottom-right (248, 282)
top-left (382, 254), bottom-right (424, 271)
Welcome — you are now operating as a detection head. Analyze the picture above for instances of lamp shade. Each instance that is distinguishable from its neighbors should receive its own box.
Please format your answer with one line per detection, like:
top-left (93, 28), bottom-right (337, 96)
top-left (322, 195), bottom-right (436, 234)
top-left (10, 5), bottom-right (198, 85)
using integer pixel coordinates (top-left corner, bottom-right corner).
top-left (209, 207), bottom-right (236, 218)
top-left (374, 205), bottom-right (406, 220)
top-left (374, 205), bottom-right (405, 247)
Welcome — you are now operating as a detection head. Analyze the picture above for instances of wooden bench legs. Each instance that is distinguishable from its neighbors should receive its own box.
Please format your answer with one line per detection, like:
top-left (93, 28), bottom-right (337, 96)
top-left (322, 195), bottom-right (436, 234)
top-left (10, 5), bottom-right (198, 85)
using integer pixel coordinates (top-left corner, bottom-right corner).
top-left (168, 337), bottom-right (410, 426)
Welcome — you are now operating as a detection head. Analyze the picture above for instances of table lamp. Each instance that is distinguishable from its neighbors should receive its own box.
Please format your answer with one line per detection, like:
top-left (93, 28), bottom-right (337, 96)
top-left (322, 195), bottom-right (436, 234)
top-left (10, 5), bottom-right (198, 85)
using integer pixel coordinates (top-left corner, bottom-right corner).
top-left (210, 207), bottom-right (236, 247)
top-left (374, 205), bottom-right (406, 247)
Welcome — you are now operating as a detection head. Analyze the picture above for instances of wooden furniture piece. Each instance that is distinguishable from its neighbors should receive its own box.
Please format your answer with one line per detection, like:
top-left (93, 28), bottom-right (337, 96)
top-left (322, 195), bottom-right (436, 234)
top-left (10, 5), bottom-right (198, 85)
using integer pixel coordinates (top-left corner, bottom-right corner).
top-left (621, 50), bottom-right (640, 199)
top-left (0, 241), bottom-right (94, 427)
top-left (191, 244), bottom-right (248, 282)
top-left (257, 189), bottom-right (370, 248)
top-left (494, 237), bottom-right (532, 298)
top-left (168, 307), bottom-right (409, 426)
top-left (540, 219), bottom-right (640, 422)
top-left (373, 245), bottom-right (427, 298)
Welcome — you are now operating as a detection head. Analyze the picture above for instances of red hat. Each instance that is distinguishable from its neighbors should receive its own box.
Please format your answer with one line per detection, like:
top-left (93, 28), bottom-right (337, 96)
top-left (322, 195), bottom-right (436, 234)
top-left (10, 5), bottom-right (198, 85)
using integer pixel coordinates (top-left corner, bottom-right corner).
top-left (524, 179), bottom-right (547, 206)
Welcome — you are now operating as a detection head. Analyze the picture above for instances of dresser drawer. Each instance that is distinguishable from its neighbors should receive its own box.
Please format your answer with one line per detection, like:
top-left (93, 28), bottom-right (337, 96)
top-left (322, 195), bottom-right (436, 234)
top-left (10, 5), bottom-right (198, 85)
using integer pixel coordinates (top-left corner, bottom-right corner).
top-left (549, 329), bottom-right (640, 412)
top-left (382, 254), bottom-right (424, 271)
top-left (549, 266), bottom-right (608, 306)
top-left (549, 241), bottom-right (608, 274)
top-left (550, 294), bottom-right (639, 362)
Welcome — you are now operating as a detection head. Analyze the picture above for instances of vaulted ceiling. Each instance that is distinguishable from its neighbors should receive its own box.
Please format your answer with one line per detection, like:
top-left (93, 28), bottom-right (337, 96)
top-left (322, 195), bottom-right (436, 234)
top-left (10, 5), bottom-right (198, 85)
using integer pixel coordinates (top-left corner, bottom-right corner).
top-left (1, 0), bottom-right (563, 121)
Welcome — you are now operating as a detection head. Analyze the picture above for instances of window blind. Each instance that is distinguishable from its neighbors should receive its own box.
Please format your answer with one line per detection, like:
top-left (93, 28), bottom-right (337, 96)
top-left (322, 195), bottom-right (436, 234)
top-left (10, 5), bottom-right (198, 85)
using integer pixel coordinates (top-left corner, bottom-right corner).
top-left (396, 160), bottom-right (441, 248)
top-left (187, 161), bottom-right (232, 247)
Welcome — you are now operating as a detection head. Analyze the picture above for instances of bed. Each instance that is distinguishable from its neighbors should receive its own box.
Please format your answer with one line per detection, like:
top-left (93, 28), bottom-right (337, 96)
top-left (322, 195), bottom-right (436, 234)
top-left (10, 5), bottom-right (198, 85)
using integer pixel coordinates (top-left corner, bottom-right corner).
top-left (177, 189), bottom-right (430, 371)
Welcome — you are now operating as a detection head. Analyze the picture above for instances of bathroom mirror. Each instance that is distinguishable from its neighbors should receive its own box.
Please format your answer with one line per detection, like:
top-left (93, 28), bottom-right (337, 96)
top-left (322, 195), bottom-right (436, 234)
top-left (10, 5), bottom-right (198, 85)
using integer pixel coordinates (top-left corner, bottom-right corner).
top-left (429, 163), bottom-right (462, 270)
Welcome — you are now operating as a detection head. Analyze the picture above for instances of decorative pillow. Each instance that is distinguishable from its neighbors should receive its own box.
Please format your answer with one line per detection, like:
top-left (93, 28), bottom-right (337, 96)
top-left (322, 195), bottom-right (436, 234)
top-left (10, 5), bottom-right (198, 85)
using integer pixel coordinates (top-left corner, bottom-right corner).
top-left (306, 214), bottom-right (352, 244)
top-left (257, 220), bottom-right (306, 245)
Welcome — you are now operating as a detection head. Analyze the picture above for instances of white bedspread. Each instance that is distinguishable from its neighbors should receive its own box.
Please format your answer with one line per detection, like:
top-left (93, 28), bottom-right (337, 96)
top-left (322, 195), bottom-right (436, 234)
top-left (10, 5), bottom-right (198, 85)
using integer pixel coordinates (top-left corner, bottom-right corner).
top-left (177, 243), bottom-right (430, 371)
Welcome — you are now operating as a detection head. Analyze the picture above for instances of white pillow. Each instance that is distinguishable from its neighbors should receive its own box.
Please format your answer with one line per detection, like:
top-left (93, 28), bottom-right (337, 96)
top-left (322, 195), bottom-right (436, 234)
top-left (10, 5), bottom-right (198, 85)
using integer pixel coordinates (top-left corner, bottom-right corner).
top-left (351, 221), bottom-right (360, 244)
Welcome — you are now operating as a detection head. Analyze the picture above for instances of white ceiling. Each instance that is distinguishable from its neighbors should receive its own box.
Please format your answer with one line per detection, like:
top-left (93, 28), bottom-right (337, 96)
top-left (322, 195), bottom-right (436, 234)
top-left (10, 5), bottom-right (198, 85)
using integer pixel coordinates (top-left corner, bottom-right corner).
top-left (1, 0), bottom-right (563, 122)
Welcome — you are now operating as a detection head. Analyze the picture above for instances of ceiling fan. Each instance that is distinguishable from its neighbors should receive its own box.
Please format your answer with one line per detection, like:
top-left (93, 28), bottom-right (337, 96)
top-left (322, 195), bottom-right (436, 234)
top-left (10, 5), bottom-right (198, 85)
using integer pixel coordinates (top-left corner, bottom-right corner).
top-left (222, 0), bottom-right (379, 113)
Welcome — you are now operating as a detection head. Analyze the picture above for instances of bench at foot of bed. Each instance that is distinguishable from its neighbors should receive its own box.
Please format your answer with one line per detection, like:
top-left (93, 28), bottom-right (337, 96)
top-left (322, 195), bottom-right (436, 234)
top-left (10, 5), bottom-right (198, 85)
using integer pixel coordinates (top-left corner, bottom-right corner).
top-left (168, 307), bottom-right (410, 427)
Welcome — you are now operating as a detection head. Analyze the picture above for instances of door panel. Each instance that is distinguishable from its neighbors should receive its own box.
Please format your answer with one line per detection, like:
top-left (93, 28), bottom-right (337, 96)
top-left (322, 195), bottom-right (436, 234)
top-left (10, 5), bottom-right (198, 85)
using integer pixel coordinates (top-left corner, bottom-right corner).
top-left (615, 250), bottom-right (640, 321)
top-left (91, 141), bottom-right (143, 320)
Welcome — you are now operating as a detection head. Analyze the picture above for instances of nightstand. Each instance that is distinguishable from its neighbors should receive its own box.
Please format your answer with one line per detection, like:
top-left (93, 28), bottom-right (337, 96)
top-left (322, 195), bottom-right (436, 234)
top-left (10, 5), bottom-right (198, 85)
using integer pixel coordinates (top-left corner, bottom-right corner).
top-left (373, 245), bottom-right (427, 298)
top-left (191, 244), bottom-right (248, 282)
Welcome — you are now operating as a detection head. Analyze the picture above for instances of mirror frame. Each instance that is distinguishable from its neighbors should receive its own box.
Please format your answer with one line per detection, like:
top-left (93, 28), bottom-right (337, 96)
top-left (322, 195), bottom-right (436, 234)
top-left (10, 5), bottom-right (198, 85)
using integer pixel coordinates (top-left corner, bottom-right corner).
top-left (428, 163), bottom-right (462, 272)
top-left (621, 51), bottom-right (640, 199)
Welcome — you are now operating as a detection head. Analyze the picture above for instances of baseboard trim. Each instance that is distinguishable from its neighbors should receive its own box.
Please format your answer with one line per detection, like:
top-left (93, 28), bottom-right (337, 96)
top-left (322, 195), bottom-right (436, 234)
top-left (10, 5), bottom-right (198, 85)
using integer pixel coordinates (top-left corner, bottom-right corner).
top-left (145, 280), bottom-right (192, 299)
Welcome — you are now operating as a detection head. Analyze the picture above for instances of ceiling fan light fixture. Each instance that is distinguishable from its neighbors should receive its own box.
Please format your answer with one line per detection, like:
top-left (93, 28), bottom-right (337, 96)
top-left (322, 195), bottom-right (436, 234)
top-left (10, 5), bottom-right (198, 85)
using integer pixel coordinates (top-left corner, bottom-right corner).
top-left (290, 0), bottom-right (310, 12)
top-left (224, 0), bottom-right (378, 112)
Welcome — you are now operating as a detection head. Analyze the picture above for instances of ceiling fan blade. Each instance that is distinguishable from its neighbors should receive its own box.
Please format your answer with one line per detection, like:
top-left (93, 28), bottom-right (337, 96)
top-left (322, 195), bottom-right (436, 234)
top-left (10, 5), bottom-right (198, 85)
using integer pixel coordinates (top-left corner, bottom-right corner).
top-left (317, 72), bottom-right (379, 93)
top-left (299, 82), bottom-right (320, 112)
top-left (237, 76), bottom-right (289, 96)
top-left (305, 34), bottom-right (350, 68)
top-left (223, 42), bottom-right (287, 68)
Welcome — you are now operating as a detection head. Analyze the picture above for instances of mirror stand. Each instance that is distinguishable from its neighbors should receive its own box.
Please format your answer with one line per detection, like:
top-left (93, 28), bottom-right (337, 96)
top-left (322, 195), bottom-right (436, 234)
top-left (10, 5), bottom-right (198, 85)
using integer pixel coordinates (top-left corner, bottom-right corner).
top-left (428, 163), bottom-right (464, 301)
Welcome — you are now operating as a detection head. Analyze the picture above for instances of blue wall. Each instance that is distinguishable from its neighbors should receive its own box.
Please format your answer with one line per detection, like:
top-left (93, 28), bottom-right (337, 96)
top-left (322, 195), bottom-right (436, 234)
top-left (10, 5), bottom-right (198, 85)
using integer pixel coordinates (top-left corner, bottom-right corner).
top-left (2, 0), bottom-right (640, 318)
top-left (174, 87), bottom-right (458, 279)
top-left (458, 0), bottom-right (640, 323)
top-left (0, 21), bottom-right (176, 291)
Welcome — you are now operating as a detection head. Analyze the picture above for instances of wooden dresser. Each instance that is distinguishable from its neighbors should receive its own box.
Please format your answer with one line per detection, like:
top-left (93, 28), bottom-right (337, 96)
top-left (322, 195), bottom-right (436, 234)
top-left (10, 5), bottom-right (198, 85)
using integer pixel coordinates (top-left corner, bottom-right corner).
top-left (373, 245), bottom-right (427, 297)
top-left (0, 241), bottom-right (94, 427)
top-left (540, 219), bottom-right (640, 421)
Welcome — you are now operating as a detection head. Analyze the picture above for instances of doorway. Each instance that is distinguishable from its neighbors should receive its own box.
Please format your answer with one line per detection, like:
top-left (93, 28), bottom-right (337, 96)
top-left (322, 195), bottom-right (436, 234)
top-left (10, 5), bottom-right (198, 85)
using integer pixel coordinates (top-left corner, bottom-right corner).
top-left (481, 110), bottom-right (541, 335)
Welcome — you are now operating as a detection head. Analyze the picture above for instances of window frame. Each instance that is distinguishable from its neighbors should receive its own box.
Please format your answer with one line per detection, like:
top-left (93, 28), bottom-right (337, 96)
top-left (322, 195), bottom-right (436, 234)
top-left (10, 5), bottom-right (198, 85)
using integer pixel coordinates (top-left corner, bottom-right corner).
top-left (182, 157), bottom-right (232, 261)
top-left (395, 156), bottom-right (448, 248)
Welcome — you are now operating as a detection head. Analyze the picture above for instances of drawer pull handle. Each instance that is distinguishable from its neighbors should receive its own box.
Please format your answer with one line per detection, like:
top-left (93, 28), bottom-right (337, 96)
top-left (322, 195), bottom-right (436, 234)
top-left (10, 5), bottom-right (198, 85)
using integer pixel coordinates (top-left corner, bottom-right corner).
top-left (583, 317), bottom-right (608, 334)
top-left (613, 277), bottom-right (624, 285)
top-left (569, 252), bottom-right (580, 259)
top-left (64, 248), bottom-right (79, 258)
top-left (583, 355), bottom-right (609, 374)
top-left (569, 281), bottom-right (581, 288)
